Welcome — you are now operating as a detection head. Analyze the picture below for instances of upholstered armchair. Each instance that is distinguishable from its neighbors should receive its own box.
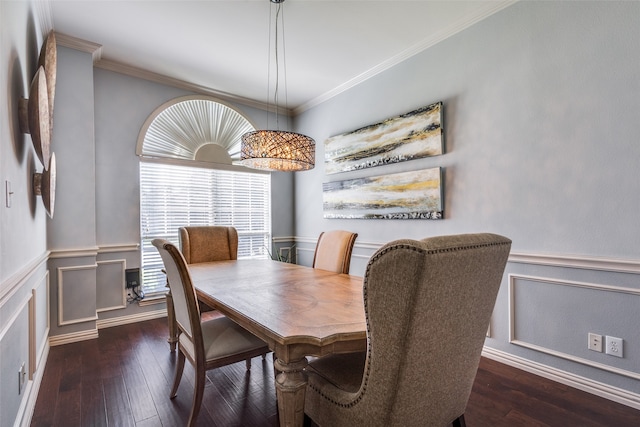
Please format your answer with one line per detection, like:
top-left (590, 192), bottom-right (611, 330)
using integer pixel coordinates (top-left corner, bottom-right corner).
top-left (312, 230), bottom-right (358, 274)
top-left (304, 233), bottom-right (512, 427)
top-left (166, 226), bottom-right (239, 351)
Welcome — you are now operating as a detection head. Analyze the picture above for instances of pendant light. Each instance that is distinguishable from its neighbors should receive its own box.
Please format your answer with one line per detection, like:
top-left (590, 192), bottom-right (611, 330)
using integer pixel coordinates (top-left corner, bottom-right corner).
top-left (240, 0), bottom-right (315, 172)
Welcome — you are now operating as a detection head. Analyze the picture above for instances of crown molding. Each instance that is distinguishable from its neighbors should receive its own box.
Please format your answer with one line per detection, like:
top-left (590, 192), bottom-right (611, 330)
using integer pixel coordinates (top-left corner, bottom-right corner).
top-left (94, 58), bottom-right (291, 115)
top-left (54, 32), bottom-right (103, 61)
top-left (294, 0), bottom-right (518, 115)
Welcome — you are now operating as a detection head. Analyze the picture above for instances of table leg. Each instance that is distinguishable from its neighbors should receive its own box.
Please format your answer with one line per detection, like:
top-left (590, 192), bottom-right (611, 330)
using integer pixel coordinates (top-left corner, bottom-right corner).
top-left (274, 357), bottom-right (308, 427)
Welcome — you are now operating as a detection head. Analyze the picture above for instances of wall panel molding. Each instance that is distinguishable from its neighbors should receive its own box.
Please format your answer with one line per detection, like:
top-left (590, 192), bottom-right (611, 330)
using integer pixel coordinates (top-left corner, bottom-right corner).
top-left (509, 252), bottom-right (640, 274)
top-left (288, 237), bottom-right (640, 269)
top-left (31, 272), bottom-right (50, 380)
top-left (96, 259), bottom-right (127, 312)
top-left (49, 244), bottom-right (140, 258)
top-left (508, 273), bottom-right (640, 381)
top-left (0, 293), bottom-right (31, 342)
top-left (0, 251), bottom-right (49, 302)
top-left (98, 243), bottom-right (140, 253)
top-left (49, 247), bottom-right (100, 259)
top-left (57, 264), bottom-right (99, 326)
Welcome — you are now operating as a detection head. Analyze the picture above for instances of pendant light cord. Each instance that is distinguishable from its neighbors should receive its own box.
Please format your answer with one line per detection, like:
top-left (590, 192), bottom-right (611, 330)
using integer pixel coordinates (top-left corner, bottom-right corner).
top-left (274, 1), bottom-right (282, 130)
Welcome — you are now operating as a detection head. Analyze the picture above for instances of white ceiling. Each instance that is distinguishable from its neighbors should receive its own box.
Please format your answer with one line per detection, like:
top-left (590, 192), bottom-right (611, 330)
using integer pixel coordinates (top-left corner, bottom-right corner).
top-left (50, 0), bottom-right (515, 113)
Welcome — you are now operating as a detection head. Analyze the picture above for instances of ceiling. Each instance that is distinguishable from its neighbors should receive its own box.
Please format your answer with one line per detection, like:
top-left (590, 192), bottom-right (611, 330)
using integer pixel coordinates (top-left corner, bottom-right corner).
top-left (50, 0), bottom-right (515, 114)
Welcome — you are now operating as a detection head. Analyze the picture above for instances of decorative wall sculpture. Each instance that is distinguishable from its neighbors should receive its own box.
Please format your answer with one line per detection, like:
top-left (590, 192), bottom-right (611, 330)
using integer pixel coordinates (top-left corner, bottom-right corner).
top-left (324, 102), bottom-right (443, 174)
top-left (322, 167), bottom-right (442, 219)
top-left (33, 152), bottom-right (56, 218)
top-left (20, 30), bottom-right (58, 218)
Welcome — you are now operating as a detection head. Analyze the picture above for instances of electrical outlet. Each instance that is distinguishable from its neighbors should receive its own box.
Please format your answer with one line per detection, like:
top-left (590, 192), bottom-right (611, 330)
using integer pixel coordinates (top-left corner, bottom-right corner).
top-left (6, 180), bottom-right (13, 208)
top-left (605, 336), bottom-right (623, 358)
top-left (588, 333), bottom-right (602, 352)
top-left (125, 268), bottom-right (140, 289)
top-left (18, 362), bottom-right (26, 394)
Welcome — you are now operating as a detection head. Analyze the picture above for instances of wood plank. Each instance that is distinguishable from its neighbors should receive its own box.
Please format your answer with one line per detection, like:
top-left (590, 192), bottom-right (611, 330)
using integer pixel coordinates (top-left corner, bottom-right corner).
top-left (31, 318), bottom-right (640, 427)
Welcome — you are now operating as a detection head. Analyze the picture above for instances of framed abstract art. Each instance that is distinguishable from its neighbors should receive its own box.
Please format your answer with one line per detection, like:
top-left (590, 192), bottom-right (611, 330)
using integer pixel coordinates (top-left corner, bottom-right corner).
top-left (324, 102), bottom-right (443, 174)
top-left (322, 167), bottom-right (443, 219)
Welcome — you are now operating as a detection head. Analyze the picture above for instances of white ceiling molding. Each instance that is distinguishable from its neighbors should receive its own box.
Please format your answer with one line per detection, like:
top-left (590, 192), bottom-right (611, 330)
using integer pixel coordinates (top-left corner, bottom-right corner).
top-left (294, 0), bottom-right (518, 115)
top-left (55, 32), bottom-right (102, 62)
top-left (94, 58), bottom-right (286, 114)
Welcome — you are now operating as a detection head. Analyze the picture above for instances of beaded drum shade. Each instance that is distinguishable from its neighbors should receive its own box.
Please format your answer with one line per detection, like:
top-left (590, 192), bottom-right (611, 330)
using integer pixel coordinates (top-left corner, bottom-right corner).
top-left (241, 130), bottom-right (315, 171)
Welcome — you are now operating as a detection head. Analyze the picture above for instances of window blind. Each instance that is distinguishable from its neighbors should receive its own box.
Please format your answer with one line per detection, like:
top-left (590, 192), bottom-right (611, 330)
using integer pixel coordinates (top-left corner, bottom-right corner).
top-left (140, 161), bottom-right (271, 295)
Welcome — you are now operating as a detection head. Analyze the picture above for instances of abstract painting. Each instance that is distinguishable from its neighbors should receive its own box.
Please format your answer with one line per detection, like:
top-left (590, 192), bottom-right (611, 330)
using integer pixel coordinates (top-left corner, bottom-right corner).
top-left (322, 167), bottom-right (443, 219)
top-left (324, 102), bottom-right (443, 174)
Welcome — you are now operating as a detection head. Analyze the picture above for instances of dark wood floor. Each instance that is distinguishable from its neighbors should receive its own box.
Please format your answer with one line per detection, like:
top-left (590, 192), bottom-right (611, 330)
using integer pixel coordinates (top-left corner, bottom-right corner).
top-left (32, 317), bottom-right (639, 426)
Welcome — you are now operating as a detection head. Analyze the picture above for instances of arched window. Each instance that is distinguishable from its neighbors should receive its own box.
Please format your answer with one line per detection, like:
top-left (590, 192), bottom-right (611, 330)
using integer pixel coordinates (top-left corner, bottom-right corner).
top-left (137, 96), bottom-right (271, 295)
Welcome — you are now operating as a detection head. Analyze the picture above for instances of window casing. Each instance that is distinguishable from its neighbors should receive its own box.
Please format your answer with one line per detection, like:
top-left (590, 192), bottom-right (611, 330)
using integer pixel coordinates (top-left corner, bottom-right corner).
top-left (139, 161), bottom-right (271, 295)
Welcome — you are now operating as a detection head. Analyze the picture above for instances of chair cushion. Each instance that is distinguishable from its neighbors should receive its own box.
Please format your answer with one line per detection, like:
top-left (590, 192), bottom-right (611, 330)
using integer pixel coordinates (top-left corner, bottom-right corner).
top-left (306, 351), bottom-right (367, 393)
top-left (180, 316), bottom-right (267, 361)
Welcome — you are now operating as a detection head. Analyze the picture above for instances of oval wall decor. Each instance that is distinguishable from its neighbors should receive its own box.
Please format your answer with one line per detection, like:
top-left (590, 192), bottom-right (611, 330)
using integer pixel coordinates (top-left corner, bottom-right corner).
top-left (38, 30), bottom-right (57, 135)
top-left (33, 152), bottom-right (56, 218)
top-left (19, 66), bottom-right (51, 170)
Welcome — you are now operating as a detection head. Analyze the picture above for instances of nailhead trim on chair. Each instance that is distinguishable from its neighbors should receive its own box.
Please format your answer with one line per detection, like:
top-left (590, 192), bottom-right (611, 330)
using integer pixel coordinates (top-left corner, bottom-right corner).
top-left (307, 238), bottom-right (512, 410)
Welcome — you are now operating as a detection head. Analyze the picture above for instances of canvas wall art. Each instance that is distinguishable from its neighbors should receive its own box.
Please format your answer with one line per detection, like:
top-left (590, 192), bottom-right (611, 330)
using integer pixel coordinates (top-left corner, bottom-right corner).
top-left (324, 102), bottom-right (443, 175)
top-left (322, 167), bottom-right (443, 219)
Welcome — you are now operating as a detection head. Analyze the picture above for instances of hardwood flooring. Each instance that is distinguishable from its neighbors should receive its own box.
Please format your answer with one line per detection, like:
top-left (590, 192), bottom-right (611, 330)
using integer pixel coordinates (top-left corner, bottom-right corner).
top-left (31, 317), bottom-right (639, 426)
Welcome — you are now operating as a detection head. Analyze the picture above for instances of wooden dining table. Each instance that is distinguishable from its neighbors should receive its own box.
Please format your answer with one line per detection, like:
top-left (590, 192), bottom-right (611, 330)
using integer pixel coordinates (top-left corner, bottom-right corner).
top-left (188, 259), bottom-right (367, 427)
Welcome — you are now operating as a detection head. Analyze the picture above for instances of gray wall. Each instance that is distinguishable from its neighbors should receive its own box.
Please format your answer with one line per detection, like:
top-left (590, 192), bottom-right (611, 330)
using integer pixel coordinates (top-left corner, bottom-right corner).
top-left (293, 1), bottom-right (640, 401)
top-left (48, 53), bottom-right (295, 330)
top-left (0, 1), bottom-right (52, 425)
top-left (2, 1), bottom-right (639, 424)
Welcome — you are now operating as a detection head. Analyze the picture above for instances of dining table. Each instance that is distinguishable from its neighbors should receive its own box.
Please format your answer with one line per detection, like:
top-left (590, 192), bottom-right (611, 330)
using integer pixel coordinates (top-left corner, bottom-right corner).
top-left (188, 258), bottom-right (367, 427)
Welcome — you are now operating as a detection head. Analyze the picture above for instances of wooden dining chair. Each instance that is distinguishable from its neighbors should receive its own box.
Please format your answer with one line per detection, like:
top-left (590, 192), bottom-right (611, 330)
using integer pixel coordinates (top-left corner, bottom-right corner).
top-left (152, 239), bottom-right (270, 427)
top-left (303, 233), bottom-right (512, 427)
top-left (312, 230), bottom-right (358, 274)
top-left (166, 226), bottom-right (238, 351)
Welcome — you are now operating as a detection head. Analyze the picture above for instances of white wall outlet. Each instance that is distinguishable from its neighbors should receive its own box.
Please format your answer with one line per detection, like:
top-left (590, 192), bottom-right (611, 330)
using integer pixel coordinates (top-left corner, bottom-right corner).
top-left (588, 333), bottom-right (602, 352)
top-left (605, 336), bottom-right (623, 358)
top-left (18, 362), bottom-right (26, 394)
top-left (6, 180), bottom-right (13, 208)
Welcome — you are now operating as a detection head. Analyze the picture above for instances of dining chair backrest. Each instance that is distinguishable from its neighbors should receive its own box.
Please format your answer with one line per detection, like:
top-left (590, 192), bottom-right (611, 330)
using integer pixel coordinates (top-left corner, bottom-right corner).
top-left (153, 239), bottom-right (201, 348)
top-left (304, 233), bottom-right (512, 427)
top-left (179, 226), bottom-right (238, 264)
top-left (312, 230), bottom-right (358, 274)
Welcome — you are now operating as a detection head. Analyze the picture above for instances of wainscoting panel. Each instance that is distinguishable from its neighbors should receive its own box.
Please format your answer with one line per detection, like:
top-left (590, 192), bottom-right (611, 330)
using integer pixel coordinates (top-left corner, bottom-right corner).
top-left (0, 293), bottom-right (31, 427)
top-left (57, 265), bottom-right (98, 326)
top-left (509, 273), bottom-right (640, 380)
top-left (96, 259), bottom-right (127, 312)
top-left (31, 271), bottom-right (50, 380)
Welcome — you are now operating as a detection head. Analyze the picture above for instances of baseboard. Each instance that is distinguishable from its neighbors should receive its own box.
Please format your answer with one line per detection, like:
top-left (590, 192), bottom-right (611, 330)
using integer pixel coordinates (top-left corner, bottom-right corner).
top-left (96, 309), bottom-right (167, 329)
top-left (48, 328), bottom-right (99, 347)
top-left (17, 340), bottom-right (50, 427)
top-left (482, 346), bottom-right (640, 410)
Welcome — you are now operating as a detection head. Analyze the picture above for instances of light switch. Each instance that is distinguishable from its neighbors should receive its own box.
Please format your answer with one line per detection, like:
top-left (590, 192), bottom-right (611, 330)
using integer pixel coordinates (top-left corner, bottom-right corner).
top-left (5, 180), bottom-right (13, 208)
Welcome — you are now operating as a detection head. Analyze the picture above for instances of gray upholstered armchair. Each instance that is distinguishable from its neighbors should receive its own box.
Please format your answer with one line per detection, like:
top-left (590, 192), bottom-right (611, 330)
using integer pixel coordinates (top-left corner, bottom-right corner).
top-left (304, 233), bottom-right (511, 427)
